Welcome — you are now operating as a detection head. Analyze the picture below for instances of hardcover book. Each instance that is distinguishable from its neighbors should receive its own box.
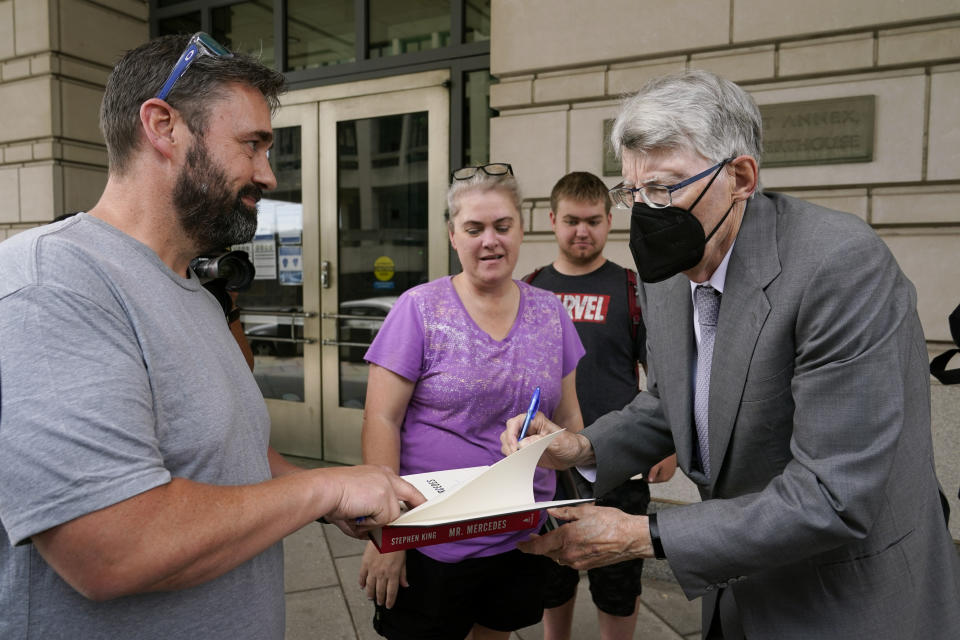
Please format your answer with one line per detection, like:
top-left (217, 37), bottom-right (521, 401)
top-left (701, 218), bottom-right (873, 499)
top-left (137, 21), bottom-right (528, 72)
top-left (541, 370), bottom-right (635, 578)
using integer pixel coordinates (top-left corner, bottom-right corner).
top-left (370, 430), bottom-right (592, 552)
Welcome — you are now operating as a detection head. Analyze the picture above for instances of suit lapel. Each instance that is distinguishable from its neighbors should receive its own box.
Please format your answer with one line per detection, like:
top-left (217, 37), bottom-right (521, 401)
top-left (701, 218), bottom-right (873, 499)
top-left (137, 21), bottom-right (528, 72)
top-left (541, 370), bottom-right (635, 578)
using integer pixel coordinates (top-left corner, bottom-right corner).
top-left (707, 196), bottom-right (781, 487)
top-left (649, 276), bottom-right (699, 475)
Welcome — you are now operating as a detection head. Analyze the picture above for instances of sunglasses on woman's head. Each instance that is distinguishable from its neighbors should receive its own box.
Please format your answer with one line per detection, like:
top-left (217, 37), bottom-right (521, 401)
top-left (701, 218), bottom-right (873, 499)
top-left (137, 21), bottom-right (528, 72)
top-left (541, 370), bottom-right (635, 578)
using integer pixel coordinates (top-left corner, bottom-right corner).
top-left (451, 163), bottom-right (514, 181)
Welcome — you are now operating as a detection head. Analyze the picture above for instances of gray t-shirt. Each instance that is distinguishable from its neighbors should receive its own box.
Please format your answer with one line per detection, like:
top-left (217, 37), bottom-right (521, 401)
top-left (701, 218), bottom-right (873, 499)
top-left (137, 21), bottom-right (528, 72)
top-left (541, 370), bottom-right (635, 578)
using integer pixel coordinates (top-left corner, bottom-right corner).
top-left (0, 213), bottom-right (283, 639)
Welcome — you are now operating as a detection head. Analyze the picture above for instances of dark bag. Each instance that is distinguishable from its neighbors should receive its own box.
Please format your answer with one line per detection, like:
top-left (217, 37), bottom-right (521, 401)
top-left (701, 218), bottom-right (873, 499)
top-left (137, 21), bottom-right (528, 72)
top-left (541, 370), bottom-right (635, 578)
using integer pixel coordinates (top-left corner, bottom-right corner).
top-left (930, 303), bottom-right (960, 385)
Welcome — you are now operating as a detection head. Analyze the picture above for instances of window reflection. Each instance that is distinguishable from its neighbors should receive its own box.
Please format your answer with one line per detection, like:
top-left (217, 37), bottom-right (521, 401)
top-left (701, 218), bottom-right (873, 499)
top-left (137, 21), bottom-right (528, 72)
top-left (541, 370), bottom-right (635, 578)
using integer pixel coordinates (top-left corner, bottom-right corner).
top-left (157, 0), bottom-right (489, 65)
top-left (158, 13), bottom-right (201, 36)
top-left (465, 0), bottom-right (491, 43)
top-left (336, 112), bottom-right (429, 408)
top-left (236, 126), bottom-right (305, 403)
top-left (287, 0), bottom-right (356, 70)
top-left (464, 70), bottom-right (495, 167)
top-left (212, 1), bottom-right (275, 68)
top-left (368, 0), bottom-right (450, 58)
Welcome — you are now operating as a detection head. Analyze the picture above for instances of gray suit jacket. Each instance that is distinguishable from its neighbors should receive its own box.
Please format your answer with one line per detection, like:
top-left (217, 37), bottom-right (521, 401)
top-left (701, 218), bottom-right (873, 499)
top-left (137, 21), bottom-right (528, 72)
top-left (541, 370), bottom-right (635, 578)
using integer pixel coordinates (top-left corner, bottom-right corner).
top-left (584, 192), bottom-right (960, 639)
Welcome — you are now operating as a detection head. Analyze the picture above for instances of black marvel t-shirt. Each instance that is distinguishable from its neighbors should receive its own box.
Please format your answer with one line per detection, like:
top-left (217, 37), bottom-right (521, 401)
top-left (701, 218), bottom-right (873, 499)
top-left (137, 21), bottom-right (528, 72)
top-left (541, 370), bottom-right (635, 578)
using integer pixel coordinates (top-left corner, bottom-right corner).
top-left (527, 260), bottom-right (646, 425)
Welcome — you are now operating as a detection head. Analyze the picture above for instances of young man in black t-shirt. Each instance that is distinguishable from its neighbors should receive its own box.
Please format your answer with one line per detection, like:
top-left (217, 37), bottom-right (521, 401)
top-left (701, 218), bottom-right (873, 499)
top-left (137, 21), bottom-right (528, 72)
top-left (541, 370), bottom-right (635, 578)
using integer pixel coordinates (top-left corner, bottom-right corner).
top-left (526, 172), bottom-right (677, 640)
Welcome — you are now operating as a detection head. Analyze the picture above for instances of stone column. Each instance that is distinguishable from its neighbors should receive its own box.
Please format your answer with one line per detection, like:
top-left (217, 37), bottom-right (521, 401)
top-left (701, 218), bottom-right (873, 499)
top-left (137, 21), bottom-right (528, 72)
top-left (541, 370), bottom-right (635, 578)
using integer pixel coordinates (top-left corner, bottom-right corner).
top-left (0, 0), bottom-right (147, 240)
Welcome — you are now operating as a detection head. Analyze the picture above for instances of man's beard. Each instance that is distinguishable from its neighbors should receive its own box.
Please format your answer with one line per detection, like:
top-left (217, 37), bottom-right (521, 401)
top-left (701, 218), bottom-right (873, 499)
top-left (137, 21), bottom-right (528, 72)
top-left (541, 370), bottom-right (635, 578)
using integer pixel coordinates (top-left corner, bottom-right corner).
top-left (563, 241), bottom-right (602, 265)
top-left (173, 140), bottom-right (262, 253)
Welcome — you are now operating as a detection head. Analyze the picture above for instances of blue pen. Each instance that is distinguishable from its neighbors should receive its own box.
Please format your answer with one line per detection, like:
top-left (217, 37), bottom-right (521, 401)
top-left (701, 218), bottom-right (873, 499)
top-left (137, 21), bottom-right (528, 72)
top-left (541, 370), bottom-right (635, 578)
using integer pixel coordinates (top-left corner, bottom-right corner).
top-left (518, 387), bottom-right (541, 440)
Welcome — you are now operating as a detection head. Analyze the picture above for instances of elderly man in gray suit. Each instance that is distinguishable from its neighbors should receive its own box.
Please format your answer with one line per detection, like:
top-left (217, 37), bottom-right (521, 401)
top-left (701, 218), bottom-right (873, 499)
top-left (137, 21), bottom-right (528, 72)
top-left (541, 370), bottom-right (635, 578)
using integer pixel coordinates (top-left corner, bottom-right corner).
top-left (502, 70), bottom-right (960, 639)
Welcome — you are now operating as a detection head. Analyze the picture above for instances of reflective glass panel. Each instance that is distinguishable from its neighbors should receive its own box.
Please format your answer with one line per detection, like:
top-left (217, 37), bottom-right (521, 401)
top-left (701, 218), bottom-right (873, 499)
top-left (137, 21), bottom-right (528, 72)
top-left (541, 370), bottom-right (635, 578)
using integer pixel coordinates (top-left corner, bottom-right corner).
top-left (368, 0), bottom-right (450, 58)
top-left (463, 70), bottom-right (495, 167)
top-left (158, 13), bottom-right (201, 36)
top-left (450, 70), bottom-right (494, 274)
top-left (212, 1), bottom-right (275, 69)
top-left (337, 112), bottom-right (429, 408)
top-left (465, 0), bottom-right (491, 43)
top-left (235, 126), bottom-right (305, 402)
top-left (287, 0), bottom-right (356, 70)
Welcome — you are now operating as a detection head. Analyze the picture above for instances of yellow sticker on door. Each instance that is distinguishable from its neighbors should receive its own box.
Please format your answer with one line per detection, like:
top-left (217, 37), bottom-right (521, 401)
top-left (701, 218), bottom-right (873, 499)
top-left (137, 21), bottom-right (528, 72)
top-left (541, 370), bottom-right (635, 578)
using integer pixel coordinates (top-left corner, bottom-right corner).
top-left (374, 256), bottom-right (395, 282)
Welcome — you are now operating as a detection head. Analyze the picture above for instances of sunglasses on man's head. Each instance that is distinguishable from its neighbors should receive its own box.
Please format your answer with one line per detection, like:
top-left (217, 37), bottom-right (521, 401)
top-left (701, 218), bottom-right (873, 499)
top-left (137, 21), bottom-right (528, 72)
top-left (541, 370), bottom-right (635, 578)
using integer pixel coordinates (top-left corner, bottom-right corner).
top-left (156, 32), bottom-right (233, 101)
top-left (451, 163), bottom-right (514, 181)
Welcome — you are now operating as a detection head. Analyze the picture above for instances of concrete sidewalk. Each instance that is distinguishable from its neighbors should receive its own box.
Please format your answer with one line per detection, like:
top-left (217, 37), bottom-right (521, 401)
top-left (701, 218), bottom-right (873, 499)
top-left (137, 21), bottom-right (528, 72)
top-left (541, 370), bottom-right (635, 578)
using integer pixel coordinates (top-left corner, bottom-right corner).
top-left (282, 522), bottom-right (702, 640)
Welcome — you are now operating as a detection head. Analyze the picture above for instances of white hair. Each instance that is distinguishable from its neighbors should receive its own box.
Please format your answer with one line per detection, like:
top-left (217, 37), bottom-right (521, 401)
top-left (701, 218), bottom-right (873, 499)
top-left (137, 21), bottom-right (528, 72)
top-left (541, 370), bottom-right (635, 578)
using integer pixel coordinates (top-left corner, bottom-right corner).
top-left (611, 70), bottom-right (763, 168)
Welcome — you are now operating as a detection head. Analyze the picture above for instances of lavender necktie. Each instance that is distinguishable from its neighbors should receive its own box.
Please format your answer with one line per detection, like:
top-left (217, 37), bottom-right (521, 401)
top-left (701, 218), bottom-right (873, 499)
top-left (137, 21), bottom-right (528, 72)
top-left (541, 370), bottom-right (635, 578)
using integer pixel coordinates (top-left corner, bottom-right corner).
top-left (694, 285), bottom-right (721, 479)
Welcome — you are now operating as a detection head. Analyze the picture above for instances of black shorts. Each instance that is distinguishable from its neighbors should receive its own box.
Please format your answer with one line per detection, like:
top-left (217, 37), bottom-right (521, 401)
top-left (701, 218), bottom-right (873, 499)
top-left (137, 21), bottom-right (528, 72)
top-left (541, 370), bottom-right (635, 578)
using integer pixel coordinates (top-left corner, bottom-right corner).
top-left (542, 479), bottom-right (650, 617)
top-left (373, 548), bottom-right (546, 640)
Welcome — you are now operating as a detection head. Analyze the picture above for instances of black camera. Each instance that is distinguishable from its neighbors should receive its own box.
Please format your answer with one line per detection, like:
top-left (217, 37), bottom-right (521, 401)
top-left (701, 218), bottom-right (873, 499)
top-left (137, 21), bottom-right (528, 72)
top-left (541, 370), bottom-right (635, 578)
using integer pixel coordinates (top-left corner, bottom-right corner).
top-left (190, 250), bottom-right (255, 292)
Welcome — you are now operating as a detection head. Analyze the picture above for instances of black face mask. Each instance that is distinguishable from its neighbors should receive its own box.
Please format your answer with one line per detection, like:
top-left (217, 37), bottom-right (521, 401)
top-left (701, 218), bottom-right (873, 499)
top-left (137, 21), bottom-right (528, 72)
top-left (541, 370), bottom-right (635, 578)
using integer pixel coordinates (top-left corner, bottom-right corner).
top-left (629, 163), bottom-right (736, 284)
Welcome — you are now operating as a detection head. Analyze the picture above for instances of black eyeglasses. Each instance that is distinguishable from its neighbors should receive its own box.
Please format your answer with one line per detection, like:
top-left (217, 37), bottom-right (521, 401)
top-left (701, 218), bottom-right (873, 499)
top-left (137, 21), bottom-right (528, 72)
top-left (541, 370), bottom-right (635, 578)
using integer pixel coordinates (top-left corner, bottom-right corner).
top-left (609, 157), bottom-right (734, 209)
top-left (451, 163), bottom-right (513, 181)
top-left (156, 32), bottom-right (233, 101)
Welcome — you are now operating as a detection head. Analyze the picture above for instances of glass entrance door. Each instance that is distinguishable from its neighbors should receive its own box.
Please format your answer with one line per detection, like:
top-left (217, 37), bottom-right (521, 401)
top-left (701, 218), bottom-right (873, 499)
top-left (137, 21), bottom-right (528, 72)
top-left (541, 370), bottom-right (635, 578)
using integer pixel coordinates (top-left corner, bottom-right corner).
top-left (318, 75), bottom-right (449, 464)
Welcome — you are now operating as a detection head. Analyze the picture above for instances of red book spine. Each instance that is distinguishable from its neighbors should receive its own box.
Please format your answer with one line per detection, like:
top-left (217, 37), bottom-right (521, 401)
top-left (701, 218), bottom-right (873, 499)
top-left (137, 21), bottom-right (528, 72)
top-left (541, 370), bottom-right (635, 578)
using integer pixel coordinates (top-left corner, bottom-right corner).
top-left (371, 509), bottom-right (541, 552)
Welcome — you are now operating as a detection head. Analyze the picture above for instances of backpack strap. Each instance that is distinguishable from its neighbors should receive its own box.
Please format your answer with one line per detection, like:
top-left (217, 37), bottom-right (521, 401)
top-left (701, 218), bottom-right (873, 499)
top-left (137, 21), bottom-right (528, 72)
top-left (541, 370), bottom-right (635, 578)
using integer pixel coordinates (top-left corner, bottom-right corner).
top-left (521, 266), bottom-right (546, 285)
top-left (625, 268), bottom-right (641, 342)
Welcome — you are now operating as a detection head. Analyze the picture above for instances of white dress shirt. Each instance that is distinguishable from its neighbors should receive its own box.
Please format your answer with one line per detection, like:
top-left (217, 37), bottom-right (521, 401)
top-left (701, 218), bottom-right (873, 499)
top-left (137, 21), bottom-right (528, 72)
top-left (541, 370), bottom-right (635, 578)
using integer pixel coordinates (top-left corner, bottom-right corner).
top-left (690, 241), bottom-right (735, 344)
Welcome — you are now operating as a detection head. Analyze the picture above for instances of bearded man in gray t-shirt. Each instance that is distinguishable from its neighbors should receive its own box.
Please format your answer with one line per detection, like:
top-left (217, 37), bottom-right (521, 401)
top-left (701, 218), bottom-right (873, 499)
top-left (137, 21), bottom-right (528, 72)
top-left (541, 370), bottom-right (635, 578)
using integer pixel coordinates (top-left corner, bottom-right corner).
top-left (0, 34), bottom-right (421, 640)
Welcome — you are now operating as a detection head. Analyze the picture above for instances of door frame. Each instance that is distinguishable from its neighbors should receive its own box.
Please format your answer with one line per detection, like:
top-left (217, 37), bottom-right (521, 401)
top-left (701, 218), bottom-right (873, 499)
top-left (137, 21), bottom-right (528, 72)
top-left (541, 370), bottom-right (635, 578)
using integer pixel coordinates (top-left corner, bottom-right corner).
top-left (260, 102), bottom-right (322, 457)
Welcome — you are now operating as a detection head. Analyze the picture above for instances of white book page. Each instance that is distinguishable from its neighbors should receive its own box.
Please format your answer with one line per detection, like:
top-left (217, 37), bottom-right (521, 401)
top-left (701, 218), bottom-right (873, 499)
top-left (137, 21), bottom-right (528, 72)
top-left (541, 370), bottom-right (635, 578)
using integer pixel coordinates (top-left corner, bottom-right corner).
top-left (391, 430), bottom-right (589, 527)
top-left (401, 466), bottom-right (488, 499)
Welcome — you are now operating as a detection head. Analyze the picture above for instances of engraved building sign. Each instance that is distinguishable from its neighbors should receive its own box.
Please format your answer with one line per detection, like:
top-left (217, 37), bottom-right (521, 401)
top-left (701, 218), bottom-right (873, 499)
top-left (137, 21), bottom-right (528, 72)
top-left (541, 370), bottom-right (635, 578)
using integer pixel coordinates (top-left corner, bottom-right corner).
top-left (760, 95), bottom-right (875, 168)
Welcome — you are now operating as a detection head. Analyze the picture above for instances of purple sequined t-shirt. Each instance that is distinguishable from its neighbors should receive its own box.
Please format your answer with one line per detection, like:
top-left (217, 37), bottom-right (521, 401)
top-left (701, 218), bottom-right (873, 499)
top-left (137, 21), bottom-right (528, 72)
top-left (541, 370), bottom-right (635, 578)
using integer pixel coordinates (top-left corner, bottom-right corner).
top-left (365, 276), bottom-right (584, 563)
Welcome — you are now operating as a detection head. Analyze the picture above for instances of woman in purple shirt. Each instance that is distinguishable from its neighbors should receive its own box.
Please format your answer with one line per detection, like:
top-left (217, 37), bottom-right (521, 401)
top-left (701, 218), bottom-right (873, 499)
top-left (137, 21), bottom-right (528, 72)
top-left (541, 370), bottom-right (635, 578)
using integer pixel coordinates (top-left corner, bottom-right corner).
top-left (358, 163), bottom-right (585, 640)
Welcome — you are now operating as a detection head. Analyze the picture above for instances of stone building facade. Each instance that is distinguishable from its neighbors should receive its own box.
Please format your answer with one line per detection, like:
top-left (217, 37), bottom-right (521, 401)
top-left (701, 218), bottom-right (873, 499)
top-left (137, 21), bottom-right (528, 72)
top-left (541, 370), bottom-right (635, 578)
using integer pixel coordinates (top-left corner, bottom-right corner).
top-left (0, 0), bottom-right (146, 239)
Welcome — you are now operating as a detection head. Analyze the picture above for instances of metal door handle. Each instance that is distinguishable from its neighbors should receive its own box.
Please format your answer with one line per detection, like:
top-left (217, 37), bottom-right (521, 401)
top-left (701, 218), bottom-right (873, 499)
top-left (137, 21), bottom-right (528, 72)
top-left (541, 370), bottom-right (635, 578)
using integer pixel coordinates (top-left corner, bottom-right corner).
top-left (321, 260), bottom-right (330, 288)
top-left (322, 339), bottom-right (373, 348)
top-left (321, 312), bottom-right (386, 322)
top-left (247, 335), bottom-right (317, 345)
